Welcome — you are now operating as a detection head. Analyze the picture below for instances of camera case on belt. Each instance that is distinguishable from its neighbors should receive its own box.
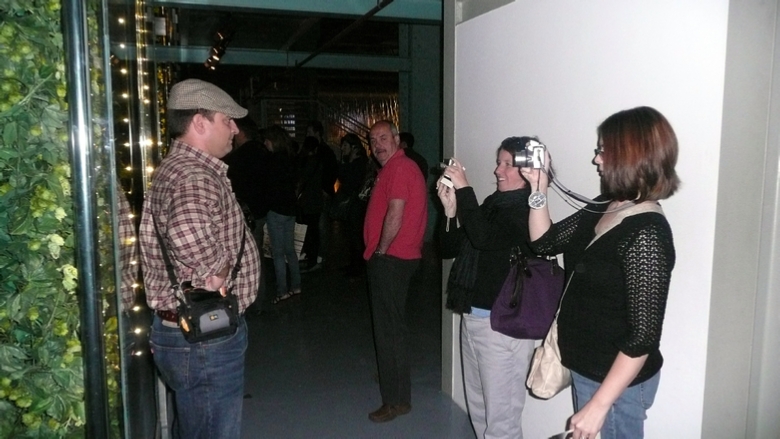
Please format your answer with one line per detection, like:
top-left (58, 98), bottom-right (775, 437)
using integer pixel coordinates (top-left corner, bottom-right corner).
top-left (175, 282), bottom-right (239, 343)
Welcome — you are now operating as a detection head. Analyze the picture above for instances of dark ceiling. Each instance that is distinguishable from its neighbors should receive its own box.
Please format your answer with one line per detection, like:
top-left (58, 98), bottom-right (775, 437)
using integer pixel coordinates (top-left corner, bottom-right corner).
top-left (155, 5), bottom-right (408, 98)
top-left (179, 9), bottom-right (400, 56)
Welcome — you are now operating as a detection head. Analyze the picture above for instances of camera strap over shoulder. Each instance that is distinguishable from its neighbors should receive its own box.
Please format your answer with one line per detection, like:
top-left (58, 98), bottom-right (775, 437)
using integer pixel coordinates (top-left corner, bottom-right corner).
top-left (151, 215), bottom-right (246, 301)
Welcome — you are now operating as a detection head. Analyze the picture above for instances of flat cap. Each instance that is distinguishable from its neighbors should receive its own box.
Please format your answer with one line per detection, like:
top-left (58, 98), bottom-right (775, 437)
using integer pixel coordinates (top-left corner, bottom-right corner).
top-left (168, 79), bottom-right (247, 119)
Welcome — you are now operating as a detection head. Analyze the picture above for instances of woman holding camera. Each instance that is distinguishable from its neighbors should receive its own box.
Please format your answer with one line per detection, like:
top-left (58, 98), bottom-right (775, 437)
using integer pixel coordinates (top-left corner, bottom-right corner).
top-left (521, 106), bottom-right (678, 439)
top-left (438, 137), bottom-right (538, 439)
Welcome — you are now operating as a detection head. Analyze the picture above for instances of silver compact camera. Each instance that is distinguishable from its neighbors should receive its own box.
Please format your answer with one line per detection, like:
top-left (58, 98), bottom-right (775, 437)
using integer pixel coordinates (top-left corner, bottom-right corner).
top-left (512, 139), bottom-right (545, 169)
top-left (438, 158), bottom-right (455, 169)
top-left (439, 159), bottom-right (455, 188)
top-left (439, 158), bottom-right (454, 188)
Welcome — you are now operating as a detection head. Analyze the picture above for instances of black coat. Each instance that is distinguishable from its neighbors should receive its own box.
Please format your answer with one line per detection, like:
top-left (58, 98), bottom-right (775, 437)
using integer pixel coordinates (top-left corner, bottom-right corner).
top-left (441, 186), bottom-right (532, 311)
top-left (223, 140), bottom-right (271, 218)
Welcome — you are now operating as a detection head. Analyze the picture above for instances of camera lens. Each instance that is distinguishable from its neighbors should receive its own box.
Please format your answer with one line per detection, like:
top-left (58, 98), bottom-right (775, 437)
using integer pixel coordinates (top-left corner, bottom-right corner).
top-left (513, 150), bottom-right (531, 167)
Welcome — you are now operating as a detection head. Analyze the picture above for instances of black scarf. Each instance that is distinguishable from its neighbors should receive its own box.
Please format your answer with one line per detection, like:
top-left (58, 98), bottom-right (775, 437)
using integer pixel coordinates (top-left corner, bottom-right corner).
top-left (445, 188), bottom-right (529, 313)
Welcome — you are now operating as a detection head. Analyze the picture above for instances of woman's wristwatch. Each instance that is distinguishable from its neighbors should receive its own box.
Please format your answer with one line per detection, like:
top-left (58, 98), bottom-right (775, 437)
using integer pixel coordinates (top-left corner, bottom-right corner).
top-left (374, 249), bottom-right (385, 256)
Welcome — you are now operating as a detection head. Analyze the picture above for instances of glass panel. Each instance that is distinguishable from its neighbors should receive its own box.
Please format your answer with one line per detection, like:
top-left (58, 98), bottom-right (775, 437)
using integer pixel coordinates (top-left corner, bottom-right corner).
top-left (85, 0), bottom-right (124, 436)
top-left (107, 0), bottom-right (162, 437)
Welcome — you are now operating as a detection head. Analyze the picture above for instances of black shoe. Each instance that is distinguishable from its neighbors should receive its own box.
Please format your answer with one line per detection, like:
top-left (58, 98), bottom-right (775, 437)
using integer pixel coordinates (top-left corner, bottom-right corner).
top-left (300, 260), bottom-right (322, 273)
top-left (368, 404), bottom-right (411, 423)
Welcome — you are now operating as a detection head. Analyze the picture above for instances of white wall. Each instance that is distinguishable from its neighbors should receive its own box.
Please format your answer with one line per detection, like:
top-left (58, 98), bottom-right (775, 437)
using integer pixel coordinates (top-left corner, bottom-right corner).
top-left (453, 1), bottom-right (729, 437)
top-left (706, 1), bottom-right (780, 437)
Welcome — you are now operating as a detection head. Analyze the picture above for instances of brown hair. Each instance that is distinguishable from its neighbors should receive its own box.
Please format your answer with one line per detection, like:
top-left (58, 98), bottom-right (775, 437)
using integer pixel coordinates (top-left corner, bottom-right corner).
top-left (167, 108), bottom-right (215, 139)
top-left (264, 125), bottom-right (292, 156)
top-left (341, 133), bottom-right (366, 159)
top-left (598, 106), bottom-right (680, 202)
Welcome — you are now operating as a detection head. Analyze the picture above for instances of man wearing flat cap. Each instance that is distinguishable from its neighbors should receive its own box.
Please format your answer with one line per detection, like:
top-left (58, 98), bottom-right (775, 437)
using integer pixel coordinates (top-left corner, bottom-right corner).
top-left (139, 79), bottom-right (260, 439)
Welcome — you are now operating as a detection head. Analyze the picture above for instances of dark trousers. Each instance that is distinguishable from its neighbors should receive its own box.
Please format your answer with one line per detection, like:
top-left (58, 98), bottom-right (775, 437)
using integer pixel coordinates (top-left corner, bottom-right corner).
top-left (367, 254), bottom-right (420, 405)
top-left (299, 212), bottom-right (320, 262)
top-left (345, 202), bottom-right (367, 269)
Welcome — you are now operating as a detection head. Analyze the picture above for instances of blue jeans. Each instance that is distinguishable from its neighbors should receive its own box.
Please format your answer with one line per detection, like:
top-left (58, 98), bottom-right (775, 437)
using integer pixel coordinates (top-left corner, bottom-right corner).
top-left (252, 216), bottom-right (267, 297)
top-left (266, 210), bottom-right (301, 296)
top-left (150, 315), bottom-right (248, 439)
top-left (571, 370), bottom-right (660, 439)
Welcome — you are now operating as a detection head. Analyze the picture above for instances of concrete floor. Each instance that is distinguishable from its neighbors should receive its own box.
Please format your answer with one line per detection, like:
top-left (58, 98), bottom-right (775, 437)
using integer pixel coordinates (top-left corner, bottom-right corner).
top-left (240, 223), bottom-right (474, 439)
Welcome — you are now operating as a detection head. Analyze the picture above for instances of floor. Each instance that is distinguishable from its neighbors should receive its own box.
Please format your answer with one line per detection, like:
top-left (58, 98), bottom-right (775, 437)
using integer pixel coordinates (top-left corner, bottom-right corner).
top-left (240, 222), bottom-right (474, 439)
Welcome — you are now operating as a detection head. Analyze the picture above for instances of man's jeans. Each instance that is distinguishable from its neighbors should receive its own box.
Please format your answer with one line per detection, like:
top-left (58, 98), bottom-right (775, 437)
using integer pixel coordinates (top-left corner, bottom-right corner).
top-left (150, 315), bottom-right (248, 439)
top-left (571, 370), bottom-right (660, 439)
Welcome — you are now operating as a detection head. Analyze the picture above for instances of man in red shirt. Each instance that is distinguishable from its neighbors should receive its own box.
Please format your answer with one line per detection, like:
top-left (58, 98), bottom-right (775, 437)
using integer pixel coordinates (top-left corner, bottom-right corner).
top-left (363, 120), bottom-right (428, 422)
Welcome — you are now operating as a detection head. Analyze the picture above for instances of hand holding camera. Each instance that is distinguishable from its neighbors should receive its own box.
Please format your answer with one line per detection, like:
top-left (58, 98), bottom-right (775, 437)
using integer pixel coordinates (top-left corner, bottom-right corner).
top-left (513, 139), bottom-right (547, 170)
top-left (437, 157), bottom-right (468, 190)
top-left (436, 158), bottom-right (468, 218)
top-left (518, 141), bottom-right (551, 189)
top-left (516, 139), bottom-right (552, 209)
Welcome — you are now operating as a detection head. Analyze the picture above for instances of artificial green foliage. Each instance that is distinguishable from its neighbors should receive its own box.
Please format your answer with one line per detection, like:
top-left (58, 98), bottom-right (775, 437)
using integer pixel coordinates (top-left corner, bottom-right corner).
top-left (0, 1), bottom-right (86, 437)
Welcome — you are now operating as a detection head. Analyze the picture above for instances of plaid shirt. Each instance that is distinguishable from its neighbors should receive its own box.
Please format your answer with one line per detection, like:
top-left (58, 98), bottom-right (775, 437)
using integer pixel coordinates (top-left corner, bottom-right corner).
top-left (118, 190), bottom-right (139, 312)
top-left (139, 140), bottom-right (260, 313)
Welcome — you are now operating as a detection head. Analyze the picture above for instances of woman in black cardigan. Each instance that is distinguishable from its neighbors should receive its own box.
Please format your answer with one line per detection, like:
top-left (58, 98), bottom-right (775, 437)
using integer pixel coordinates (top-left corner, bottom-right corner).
top-left (522, 107), bottom-right (679, 439)
top-left (438, 137), bottom-right (537, 439)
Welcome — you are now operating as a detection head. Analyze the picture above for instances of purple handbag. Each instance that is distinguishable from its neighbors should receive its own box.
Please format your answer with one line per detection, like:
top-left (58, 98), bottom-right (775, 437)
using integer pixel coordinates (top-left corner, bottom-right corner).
top-left (490, 253), bottom-right (564, 339)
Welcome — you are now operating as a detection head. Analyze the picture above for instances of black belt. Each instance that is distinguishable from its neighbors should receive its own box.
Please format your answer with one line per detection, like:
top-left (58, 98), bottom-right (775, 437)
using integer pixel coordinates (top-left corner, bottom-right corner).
top-left (156, 310), bottom-right (178, 323)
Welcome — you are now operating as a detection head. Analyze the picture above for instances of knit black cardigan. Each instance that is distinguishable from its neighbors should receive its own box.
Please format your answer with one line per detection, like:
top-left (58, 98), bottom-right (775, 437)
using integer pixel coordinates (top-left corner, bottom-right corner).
top-left (531, 198), bottom-right (675, 386)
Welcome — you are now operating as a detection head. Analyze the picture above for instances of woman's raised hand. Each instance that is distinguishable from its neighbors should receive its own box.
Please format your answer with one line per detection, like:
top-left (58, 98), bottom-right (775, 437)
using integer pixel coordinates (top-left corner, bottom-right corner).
top-left (443, 157), bottom-right (469, 189)
top-left (436, 178), bottom-right (457, 218)
top-left (436, 157), bottom-right (470, 218)
top-left (519, 149), bottom-right (552, 190)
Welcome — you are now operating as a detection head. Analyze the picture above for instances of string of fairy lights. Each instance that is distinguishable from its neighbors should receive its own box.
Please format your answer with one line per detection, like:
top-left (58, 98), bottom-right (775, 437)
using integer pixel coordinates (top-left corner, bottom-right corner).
top-left (111, 4), bottom-right (177, 358)
top-left (108, 6), bottom-right (400, 361)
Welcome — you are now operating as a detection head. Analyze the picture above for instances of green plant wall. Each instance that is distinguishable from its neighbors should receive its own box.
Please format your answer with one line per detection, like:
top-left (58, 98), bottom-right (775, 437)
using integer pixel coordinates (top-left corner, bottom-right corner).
top-left (0, 1), bottom-right (85, 437)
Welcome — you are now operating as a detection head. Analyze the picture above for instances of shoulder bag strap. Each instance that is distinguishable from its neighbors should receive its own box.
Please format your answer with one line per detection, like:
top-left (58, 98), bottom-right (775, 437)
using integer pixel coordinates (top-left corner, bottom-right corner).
top-left (588, 201), bottom-right (664, 248)
top-left (555, 201), bottom-right (665, 319)
top-left (226, 227), bottom-right (246, 295)
top-left (508, 246), bottom-right (525, 308)
top-left (151, 215), bottom-right (247, 298)
top-left (151, 215), bottom-right (180, 290)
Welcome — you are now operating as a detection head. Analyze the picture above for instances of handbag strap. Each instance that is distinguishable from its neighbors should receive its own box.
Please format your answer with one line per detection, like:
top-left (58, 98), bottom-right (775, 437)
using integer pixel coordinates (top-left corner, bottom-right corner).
top-left (508, 248), bottom-right (560, 309)
top-left (587, 201), bottom-right (664, 248)
top-left (508, 248), bottom-right (524, 308)
top-left (151, 214), bottom-right (246, 297)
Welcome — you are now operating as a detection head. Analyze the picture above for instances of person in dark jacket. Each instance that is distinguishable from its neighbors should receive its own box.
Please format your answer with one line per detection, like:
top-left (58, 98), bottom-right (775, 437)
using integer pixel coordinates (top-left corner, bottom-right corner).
top-left (304, 120), bottom-right (339, 270)
top-left (223, 117), bottom-right (271, 307)
top-left (297, 136), bottom-right (324, 272)
top-left (336, 133), bottom-right (369, 275)
top-left (522, 106), bottom-right (679, 439)
top-left (263, 125), bottom-right (302, 303)
top-left (224, 117), bottom-right (270, 226)
top-left (437, 137), bottom-right (537, 439)
top-left (399, 131), bottom-right (429, 183)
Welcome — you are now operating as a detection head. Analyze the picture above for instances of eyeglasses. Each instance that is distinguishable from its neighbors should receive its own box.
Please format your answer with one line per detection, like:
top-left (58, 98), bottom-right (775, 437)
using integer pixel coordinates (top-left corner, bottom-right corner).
top-left (594, 146), bottom-right (605, 156)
